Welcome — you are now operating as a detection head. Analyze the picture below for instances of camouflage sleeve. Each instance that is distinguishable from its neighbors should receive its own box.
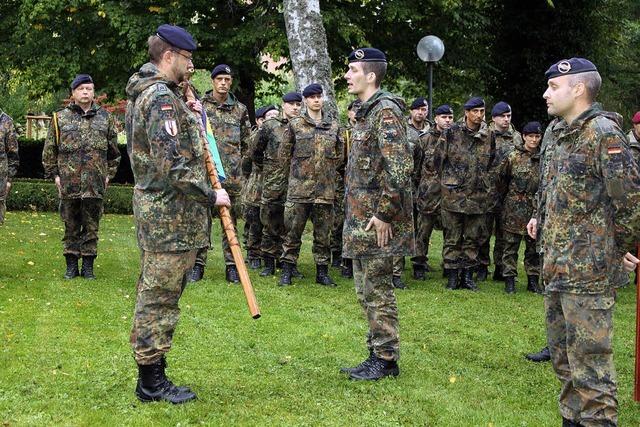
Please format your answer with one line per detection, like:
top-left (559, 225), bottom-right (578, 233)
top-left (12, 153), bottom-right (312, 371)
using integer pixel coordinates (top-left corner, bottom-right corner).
top-left (106, 114), bottom-right (121, 179)
top-left (279, 122), bottom-right (295, 165)
top-left (412, 136), bottom-right (425, 191)
top-left (240, 106), bottom-right (252, 160)
top-left (374, 107), bottom-right (412, 223)
top-left (241, 129), bottom-right (258, 177)
top-left (336, 126), bottom-right (345, 176)
top-left (3, 116), bottom-right (19, 178)
top-left (253, 123), bottom-right (269, 170)
top-left (42, 115), bottom-right (59, 179)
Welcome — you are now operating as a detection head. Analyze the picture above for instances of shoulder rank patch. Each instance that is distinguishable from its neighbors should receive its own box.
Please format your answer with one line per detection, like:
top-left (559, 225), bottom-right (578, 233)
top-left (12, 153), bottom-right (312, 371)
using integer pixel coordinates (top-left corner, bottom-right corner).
top-left (164, 119), bottom-right (178, 137)
top-left (607, 143), bottom-right (622, 155)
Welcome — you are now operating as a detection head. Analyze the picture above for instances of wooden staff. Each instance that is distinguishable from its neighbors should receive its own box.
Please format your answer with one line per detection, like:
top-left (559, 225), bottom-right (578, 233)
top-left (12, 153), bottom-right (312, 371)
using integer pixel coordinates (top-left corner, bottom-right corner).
top-left (635, 243), bottom-right (640, 401)
top-left (184, 83), bottom-right (260, 319)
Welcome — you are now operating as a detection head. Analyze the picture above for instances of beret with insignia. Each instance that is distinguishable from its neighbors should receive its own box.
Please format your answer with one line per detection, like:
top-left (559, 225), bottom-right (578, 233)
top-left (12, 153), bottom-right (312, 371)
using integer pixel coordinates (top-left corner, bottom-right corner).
top-left (282, 92), bottom-right (302, 103)
top-left (71, 74), bottom-right (93, 90)
top-left (348, 47), bottom-right (387, 63)
top-left (410, 97), bottom-right (428, 110)
top-left (491, 101), bottom-right (511, 117)
top-left (434, 104), bottom-right (454, 116)
top-left (211, 64), bottom-right (233, 78)
top-left (632, 111), bottom-right (640, 124)
top-left (156, 24), bottom-right (197, 52)
top-left (463, 96), bottom-right (485, 110)
top-left (255, 105), bottom-right (277, 119)
top-left (522, 121), bottom-right (542, 135)
top-left (545, 57), bottom-right (598, 79)
top-left (302, 83), bottom-right (323, 97)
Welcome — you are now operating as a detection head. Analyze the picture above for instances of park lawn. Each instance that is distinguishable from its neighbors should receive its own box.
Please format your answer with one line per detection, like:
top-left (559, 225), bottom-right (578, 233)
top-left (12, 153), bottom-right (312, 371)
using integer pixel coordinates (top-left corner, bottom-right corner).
top-left (1, 210), bottom-right (639, 426)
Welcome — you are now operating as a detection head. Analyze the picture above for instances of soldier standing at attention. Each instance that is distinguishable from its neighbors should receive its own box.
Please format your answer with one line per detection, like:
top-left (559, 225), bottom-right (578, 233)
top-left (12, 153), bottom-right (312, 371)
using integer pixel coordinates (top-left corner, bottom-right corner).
top-left (278, 83), bottom-right (343, 287)
top-left (42, 74), bottom-right (121, 280)
top-left (126, 24), bottom-right (230, 403)
top-left (529, 58), bottom-right (640, 426)
top-left (341, 48), bottom-right (414, 381)
top-left (190, 63), bottom-right (251, 283)
top-left (0, 110), bottom-right (18, 225)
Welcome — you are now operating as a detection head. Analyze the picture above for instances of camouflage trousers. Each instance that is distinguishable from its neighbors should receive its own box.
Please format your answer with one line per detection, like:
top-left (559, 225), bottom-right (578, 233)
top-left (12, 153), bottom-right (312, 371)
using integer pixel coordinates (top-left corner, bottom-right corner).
top-left (0, 199), bottom-right (5, 225)
top-left (393, 257), bottom-right (405, 277)
top-left (244, 204), bottom-right (263, 260)
top-left (281, 202), bottom-right (333, 265)
top-left (260, 202), bottom-right (285, 259)
top-left (60, 198), bottom-right (103, 257)
top-left (353, 257), bottom-right (399, 361)
top-left (195, 193), bottom-right (242, 267)
top-left (501, 231), bottom-right (540, 278)
top-left (130, 249), bottom-right (197, 365)
top-left (441, 209), bottom-right (487, 270)
top-left (545, 290), bottom-right (617, 426)
top-left (330, 192), bottom-right (345, 255)
top-left (479, 212), bottom-right (504, 268)
top-left (411, 211), bottom-right (440, 267)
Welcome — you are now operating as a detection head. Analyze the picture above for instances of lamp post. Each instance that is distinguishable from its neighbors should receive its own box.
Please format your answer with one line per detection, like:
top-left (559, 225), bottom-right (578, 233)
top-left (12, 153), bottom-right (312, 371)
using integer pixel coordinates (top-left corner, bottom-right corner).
top-left (416, 35), bottom-right (445, 121)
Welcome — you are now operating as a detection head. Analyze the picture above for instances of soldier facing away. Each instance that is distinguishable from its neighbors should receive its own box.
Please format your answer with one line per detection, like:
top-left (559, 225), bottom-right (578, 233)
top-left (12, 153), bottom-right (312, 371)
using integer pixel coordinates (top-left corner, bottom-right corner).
top-left (0, 110), bottom-right (19, 225)
top-left (42, 74), bottom-right (121, 280)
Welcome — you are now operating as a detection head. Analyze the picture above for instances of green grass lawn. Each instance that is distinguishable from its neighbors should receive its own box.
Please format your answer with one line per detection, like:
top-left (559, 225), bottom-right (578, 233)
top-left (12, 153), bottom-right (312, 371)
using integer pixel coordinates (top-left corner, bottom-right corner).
top-left (1, 210), bottom-right (639, 426)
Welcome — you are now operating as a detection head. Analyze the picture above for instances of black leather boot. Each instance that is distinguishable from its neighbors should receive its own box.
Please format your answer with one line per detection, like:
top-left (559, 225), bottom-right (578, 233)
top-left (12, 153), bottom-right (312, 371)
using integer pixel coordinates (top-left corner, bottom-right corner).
top-left (349, 354), bottom-right (399, 381)
top-left (225, 265), bottom-right (240, 283)
top-left (80, 256), bottom-right (96, 280)
top-left (392, 275), bottom-right (407, 289)
top-left (135, 360), bottom-right (196, 404)
top-left (248, 257), bottom-right (261, 270)
top-left (525, 346), bottom-right (551, 362)
top-left (331, 251), bottom-right (342, 268)
top-left (64, 254), bottom-right (80, 279)
top-left (504, 276), bottom-right (516, 294)
top-left (341, 258), bottom-right (353, 278)
top-left (446, 268), bottom-right (459, 290)
top-left (493, 265), bottom-right (505, 281)
top-left (527, 275), bottom-right (540, 293)
top-left (413, 264), bottom-right (425, 280)
top-left (316, 264), bottom-right (337, 287)
top-left (476, 265), bottom-right (488, 282)
top-left (260, 256), bottom-right (275, 277)
top-left (279, 262), bottom-right (293, 286)
top-left (340, 349), bottom-right (374, 375)
top-left (189, 264), bottom-right (204, 282)
top-left (461, 268), bottom-right (478, 291)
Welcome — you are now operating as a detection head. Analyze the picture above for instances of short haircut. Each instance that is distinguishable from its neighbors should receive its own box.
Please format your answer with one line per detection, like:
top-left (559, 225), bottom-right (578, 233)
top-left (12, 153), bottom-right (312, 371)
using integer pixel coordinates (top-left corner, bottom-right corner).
top-left (361, 61), bottom-right (387, 87)
top-left (569, 71), bottom-right (602, 102)
top-left (147, 35), bottom-right (172, 64)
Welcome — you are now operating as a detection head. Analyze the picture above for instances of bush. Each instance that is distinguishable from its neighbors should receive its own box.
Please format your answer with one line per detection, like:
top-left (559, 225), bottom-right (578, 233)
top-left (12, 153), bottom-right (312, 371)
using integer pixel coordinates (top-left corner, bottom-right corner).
top-left (6, 179), bottom-right (133, 214)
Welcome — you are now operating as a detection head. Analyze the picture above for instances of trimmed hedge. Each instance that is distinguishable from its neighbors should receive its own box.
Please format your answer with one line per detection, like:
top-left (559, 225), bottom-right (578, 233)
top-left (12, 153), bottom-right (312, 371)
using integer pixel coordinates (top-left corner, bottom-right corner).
top-left (6, 179), bottom-right (133, 214)
top-left (16, 137), bottom-right (134, 184)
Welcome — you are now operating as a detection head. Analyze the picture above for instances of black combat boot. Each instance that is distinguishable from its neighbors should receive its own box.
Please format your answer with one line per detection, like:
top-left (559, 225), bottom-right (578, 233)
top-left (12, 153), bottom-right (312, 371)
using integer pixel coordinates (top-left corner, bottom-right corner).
top-left (525, 346), bottom-right (551, 362)
top-left (80, 255), bottom-right (96, 280)
top-left (135, 360), bottom-right (196, 404)
top-left (260, 256), bottom-right (275, 277)
top-left (279, 262), bottom-right (293, 286)
top-left (248, 257), bottom-right (261, 270)
top-left (392, 275), bottom-right (407, 289)
top-left (291, 264), bottom-right (304, 279)
top-left (413, 264), bottom-right (425, 280)
top-left (315, 264), bottom-right (337, 287)
top-left (504, 276), bottom-right (516, 294)
top-left (64, 254), bottom-right (80, 279)
top-left (340, 349), bottom-right (374, 375)
top-left (341, 258), bottom-right (353, 278)
top-left (159, 357), bottom-right (192, 393)
top-left (446, 268), bottom-right (459, 290)
top-left (527, 275), bottom-right (540, 293)
top-left (331, 251), bottom-right (342, 268)
top-left (189, 264), bottom-right (204, 282)
top-left (225, 265), bottom-right (240, 283)
top-left (476, 265), bottom-right (488, 282)
top-left (349, 354), bottom-right (399, 381)
top-left (493, 265), bottom-right (505, 281)
top-left (461, 268), bottom-right (479, 291)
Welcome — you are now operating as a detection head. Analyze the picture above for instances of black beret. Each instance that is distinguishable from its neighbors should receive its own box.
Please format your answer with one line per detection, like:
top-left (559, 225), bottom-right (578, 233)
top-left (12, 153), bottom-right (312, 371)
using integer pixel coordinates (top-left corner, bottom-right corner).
top-left (522, 121), bottom-right (542, 135)
top-left (434, 104), bottom-right (454, 115)
top-left (348, 99), bottom-right (362, 111)
top-left (491, 101), bottom-right (511, 117)
top-left (545, 57), bottom-right (598, 79)
top-left (282, 92), bottom-right (302, 103)
top-left (255, 105), bottom-right (277, 119)
top-left (463, 97), bottom-right (485, 110)
top-left (348, 47), bottom-right (387, 63)
top-left (302, 83), bottom-right (323, 97)
top-left (71, 74), bottom-right (93, 90)
top-left (410, 97), bottom-right (428, 110)
top-left (156, 24), bottom-right (197, 52)
top-left (211, 64), bottom-right (233, 78)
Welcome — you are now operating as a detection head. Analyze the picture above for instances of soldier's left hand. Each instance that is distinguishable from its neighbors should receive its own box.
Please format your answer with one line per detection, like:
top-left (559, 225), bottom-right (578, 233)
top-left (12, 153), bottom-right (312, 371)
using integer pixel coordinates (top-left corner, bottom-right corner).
top-left (365, 216), bottom-right (393, 248)
top-left (623, 252), bottom-right (640, 272)
top-left (186, 100), bottom-right (203, 114)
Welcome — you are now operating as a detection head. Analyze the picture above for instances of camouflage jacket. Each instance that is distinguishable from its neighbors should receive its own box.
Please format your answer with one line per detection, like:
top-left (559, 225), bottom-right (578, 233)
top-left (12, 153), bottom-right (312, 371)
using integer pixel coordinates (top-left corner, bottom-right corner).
top-left (202, 91), bottom-right (251, 196)
top-left (541, 104), bottom-right (640, 293)
top-left (252, 117), bottom-right (291, 204)
top-left (281, 112), bottom-right (343, 204)
top-left (438, 120), bottom-right (507, 214)
top-left (240, 128), bottom-right (262, 206)
top-left (125, 62), bottom-right (215, 252)
top-left (42, 103), bottom-right (120, 199)
top-left (502, 143), bottom-right (540, 235)
top-left (414, 127), bottom-right (443, 214)
top-left (0, 111), bottom-right (19, 200)
top-left (343, 90), bottom-right (415, 258)
top-left (407, 120), bottom-right (429, 195)
top-left (628, 130), bottom-right (640, 164)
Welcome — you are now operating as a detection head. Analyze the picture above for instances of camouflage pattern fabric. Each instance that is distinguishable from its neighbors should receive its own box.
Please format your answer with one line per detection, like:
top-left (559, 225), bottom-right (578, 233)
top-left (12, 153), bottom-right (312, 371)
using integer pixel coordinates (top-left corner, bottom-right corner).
top-left (59, 198), bottom-right (103, 256)
top-left (411, 213), bottom-right (440, 267)
top-left (478, 213), bottom-right (504, 269)
top-left (195, 193), bottom-right (241, 266)
top-left (353, 257), bottom-right (399, 361)
top-left (501, 230), bottom-right (539, 277)
top-left (414, 129), bottom-right (443, 215)
top-left (330, 127), bottom-right (350, 255)
top-left (280, 202), bottom-right (333, 265)
top-left (244, 204), bottom-right (262, 260)
top-left (545, 291), bottom-right (617, 426)
top-left (441, 210), bottom-right (487, 270)
top-left (241, 128), bottom-right (262, 207)
top-left (130, 249), bottom-right (196, 365)
top-left (407, 120), bottom-right (429, 196)
top-left (260, 202), bottom-right (285, 259)
top-left (343, 90), bottom-right (415, 259)
top-left (43, 103), bottom-right (120, 199)
top-left (502, 143), bottom-right (540, 235)
top-left (0, 111), bottom-right (19, 225)
top-left (627, 129), bottom-right (640, 164)
top-left (253, 117), bottom-right (291, 204)
top-left (392, 256), bottom-right (405, 277)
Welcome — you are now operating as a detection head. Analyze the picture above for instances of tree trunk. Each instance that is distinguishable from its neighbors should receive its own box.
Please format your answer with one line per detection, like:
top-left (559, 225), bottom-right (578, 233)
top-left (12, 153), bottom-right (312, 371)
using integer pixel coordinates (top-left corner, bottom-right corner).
top-left (283, 0), bottom-right (337, 118)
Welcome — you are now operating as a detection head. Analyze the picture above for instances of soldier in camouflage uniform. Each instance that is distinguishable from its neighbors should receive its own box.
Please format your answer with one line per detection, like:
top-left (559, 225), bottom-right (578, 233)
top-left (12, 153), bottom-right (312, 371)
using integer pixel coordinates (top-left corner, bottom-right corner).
top-left (501, 121), bottom-right (541, 294)
top-left (411, 104), bottom-right (454, 279)
top-left (42, 74), bottom-right (121, 280)
top-left (627, 111), bottom-right (640, 163)
top-left (278, 84), bottom-right (343, 287)
top-left (533, 58), bottom-right (640, 427)
top-left (190, 64), bottom-right (251, 283)
top-left (125, 25), bottom-right (230, 404)
top-left (241, 105), bottom-right (278, 270)
top-left (251, 92), bottom-right (302, 277)
top-left (341, 48), bottom-right (415, 381)
top-left (0, 111), bottom-right (18, 225)
top-left (477, 101), bottom-right (522, 282)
